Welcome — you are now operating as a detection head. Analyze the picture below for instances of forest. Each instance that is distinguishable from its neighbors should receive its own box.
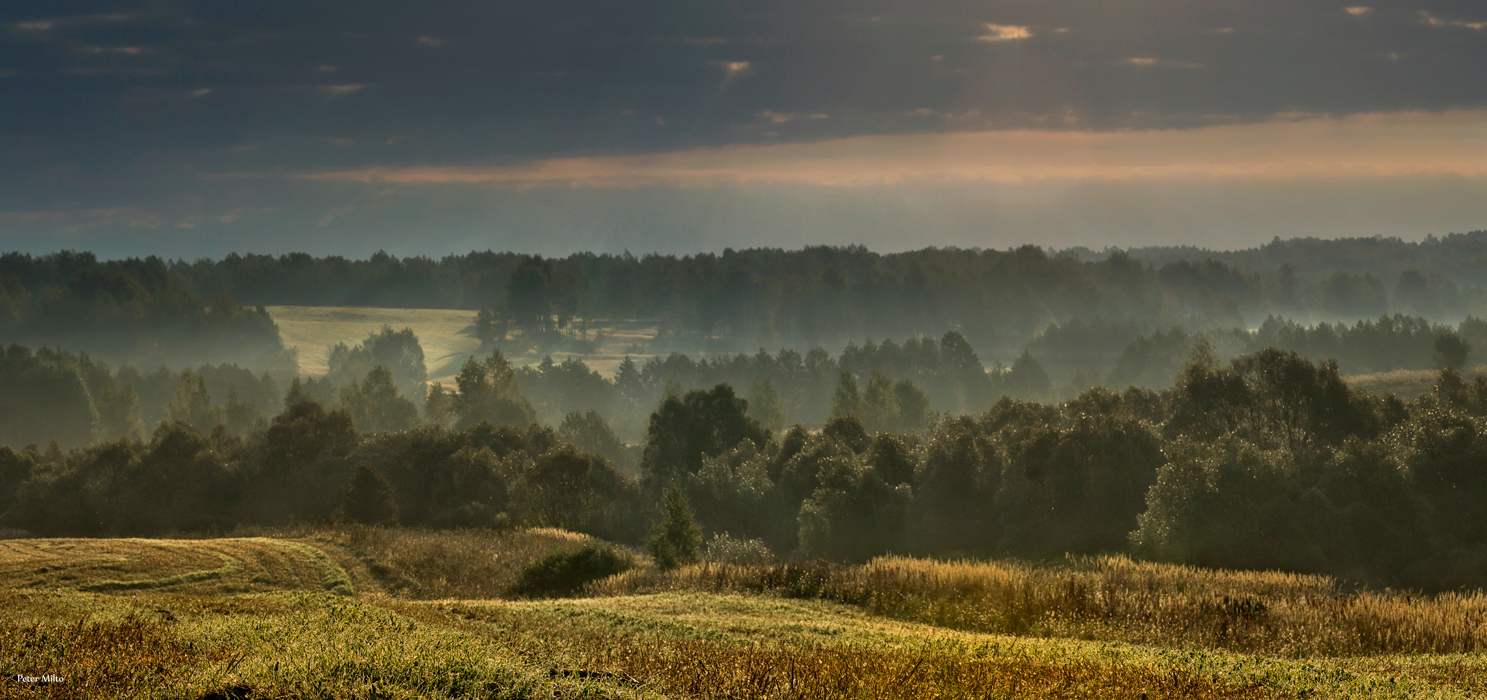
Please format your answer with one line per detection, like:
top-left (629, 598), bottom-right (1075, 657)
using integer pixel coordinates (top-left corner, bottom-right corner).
top-left (6, 238), bottom-right (1487, 592)
top-left (4, 337), bottom-right (1487, 592)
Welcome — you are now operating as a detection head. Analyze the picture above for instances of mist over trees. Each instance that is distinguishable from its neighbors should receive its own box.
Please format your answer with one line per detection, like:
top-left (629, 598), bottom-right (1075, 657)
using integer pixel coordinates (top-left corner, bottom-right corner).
top-left (0, 252), bottom-right (292, 370)
top-left (5, 340), bottom-right (1487, 591)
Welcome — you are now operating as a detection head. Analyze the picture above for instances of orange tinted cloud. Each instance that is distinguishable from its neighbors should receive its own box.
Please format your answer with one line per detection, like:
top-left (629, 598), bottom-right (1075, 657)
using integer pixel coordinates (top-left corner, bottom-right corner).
top-left (300, 110), bottom-right (1487, 189)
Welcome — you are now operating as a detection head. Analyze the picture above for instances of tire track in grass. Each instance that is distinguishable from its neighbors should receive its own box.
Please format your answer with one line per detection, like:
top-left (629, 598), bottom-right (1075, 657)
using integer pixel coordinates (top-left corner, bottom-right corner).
top-left (248, 538), bottom-right (356, 596)
top-left (78, 540), bottom-right (241, 592)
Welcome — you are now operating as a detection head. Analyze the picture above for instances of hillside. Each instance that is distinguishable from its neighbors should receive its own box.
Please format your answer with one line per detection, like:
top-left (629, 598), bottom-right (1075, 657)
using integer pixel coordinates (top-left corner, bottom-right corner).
top-left (3, 528), bottom-right (1483, 699)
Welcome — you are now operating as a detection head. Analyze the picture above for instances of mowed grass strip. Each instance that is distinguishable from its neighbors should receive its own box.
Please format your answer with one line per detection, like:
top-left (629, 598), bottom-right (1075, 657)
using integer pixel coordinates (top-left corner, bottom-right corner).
top-left (1, 538), bottom-right (357, 596)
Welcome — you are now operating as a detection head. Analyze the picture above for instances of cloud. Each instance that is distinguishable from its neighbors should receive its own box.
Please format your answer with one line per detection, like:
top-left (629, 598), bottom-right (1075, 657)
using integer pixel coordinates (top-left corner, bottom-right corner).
top-left (1345, 7), bottom-right (1373, 17)
top-left (317, 84), bottom-right (365, 97)
top-left (1123, 57), bottom-right (1204, 69)
top-left (11, 21), bottom-right (52, 31)
top-left (293, 110), bottom-right (1487, 189)
top-left (1420, 11), bottom-right (1487, 30)
top-left (976, 24), bottom-right (1032, 42)
top-left (191, 88), bottom-right (211, 96)
top-left (417, 35), bottom-right (444, 47)
top-left (717, 60), bottom-right (751, 74)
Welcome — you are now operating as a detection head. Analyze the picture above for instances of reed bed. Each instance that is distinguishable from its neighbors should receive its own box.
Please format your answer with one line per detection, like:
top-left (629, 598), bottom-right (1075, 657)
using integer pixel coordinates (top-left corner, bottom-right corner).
top-left (589, 554), bottom-right (1487, 657)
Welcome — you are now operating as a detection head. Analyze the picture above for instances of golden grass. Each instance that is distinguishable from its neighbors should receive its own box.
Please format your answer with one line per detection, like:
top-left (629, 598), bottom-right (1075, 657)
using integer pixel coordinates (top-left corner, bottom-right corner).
top-left (266, 305), bottom-right (664, 383)
top-left (588, 555), bottom-right (1487, 657)
top-left (4, 531), bottom-right (1486, 699)
top-left (530, 633), bottom-right (1270, 700)
top-left (0, 614), bottom-right (222, 700)
top-left (1342, 365), bottom-right (1487, 399)
top-left (0, 538), bottom-right (354, 597)
top-left (318, 525), bottom-right (599, 599)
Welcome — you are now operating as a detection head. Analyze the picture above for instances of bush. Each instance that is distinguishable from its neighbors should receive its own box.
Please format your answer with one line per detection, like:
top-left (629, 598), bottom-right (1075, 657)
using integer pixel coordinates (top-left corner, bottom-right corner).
top-left (509, 544), bottom-right (636, 598)
top-left (703, 533), bottom-right (775, 565)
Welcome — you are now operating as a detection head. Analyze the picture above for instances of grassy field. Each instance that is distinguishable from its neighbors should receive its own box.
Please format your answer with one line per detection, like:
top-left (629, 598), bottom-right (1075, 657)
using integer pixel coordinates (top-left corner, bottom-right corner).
top-left (3, 528), bottom-right (1484, 699)
top-left (266, 305), bottom-right (662, 385)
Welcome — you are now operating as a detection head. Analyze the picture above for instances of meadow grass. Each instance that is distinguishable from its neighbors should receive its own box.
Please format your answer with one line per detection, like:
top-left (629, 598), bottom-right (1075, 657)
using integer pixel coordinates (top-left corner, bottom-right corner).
top-left (587, 555), bottom-right (1487, 657)
top-left (265, 305), bottom-right (664, 383)
top-left (316, 524), bottom-right (598, 599)
top-left (4, 528), bottom-right (1485, 698)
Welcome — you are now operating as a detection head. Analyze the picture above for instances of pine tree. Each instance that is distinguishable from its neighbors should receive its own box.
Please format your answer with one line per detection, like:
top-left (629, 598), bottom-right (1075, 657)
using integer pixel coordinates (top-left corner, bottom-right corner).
top-left (829, 371), bottom-right (861, 419)
top-left (424, 381), bottom-right (453, 426)
top-left (648, 485), bottom-right (702, 571)
top-left (747, 378), bottom-right (786, 433)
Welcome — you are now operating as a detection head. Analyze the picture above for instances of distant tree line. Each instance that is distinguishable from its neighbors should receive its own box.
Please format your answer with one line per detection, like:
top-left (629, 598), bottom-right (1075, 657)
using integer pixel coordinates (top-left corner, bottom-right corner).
top-left (0, 252), bottom-right (290, 370)
top-left (5, 338), bottom-right (1487, 591)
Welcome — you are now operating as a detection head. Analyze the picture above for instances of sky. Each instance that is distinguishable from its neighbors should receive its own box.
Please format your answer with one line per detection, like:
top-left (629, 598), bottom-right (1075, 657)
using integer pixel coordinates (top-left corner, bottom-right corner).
top-left (1, 0), bottom-right (1485, 259)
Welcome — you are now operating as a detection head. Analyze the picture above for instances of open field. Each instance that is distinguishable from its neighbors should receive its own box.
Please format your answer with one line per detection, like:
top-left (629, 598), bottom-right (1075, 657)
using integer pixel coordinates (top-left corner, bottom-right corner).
top-left (3, 529), bottom-right (1483, 699)
top-left (1341, 364), bottom-right (1487, 399)
top-left (266, 305), bottom-right (662, 384)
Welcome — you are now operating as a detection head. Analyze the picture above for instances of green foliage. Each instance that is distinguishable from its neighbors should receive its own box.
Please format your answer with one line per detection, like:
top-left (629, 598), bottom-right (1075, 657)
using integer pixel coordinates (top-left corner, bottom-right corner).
top-left (343, 464), bottom-right (399, 525)
top-left (0, 345), bottom-right (99, 449)
top-left (746, 378), bottom-right (786, 433)
top-left (649, 485), bottom-right (702, 571)
top-left (453, 350), bottom-right (537, 429)
top-left (327, 325), bottom-right (429, 402)
top-left (164, 370), bottom-right (219, 434)
top-left (423, 381), bottom-right (453, 427)
top-left (510, 543), bottom-right (636, 598)
top-left (558, 409), bottom-right (628, 470)
top-left (641, 384), bottom-right (767, 489)
top-left (340, 365), bottom-right (420, 433)
top-left (830, 371), bottom-right (862, 419)
top-left (1432, 329), bottom-right (1471, 370)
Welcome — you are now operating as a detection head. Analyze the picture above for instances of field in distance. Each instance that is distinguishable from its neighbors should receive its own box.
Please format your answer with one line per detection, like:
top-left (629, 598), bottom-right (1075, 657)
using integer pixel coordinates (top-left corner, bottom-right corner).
top-left (267, 305), bottom-right (662, 385)
top-left (3, 527), bottom-right (1485, 699)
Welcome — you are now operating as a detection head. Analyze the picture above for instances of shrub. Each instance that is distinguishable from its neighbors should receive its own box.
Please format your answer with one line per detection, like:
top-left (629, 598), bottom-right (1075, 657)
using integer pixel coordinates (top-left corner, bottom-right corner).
top-left (510, 544), bottom-right (635, 598)
top-left (703, 533), bottom-right (775, 565)
top-left (648, 485), bottom-right (702, 571)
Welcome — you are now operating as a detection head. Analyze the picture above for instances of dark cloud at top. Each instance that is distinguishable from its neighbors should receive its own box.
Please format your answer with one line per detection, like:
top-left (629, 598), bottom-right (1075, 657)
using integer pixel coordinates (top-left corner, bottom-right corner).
top-left (0, 0), bottom-right (1484, 254)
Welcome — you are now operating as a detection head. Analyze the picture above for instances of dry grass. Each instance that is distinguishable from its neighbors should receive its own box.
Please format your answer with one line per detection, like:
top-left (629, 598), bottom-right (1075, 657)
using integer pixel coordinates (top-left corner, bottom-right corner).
top-left (529, 633), bottom-right (1269, 700)
top-left (0, 538), bottom-right (354, 597)
top-left (320, 525), bottom-right (599, 599)
top-left (1342, 365), bottom-right (1487, 399)
top-left (267, 305), bottom-right (664, 383)
top-left (0, 614), bottom-right (225, 699)
top-left (589, 555), bottom-right (1487, 657)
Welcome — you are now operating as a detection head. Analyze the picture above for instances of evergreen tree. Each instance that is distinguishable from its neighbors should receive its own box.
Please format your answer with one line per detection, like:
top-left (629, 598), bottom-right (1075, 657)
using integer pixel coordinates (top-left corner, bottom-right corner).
top-left (424, 381), bottom-right (453, 427)
top-left (829, 371), bottom-right (861, 420)
top-left (164, 370), bottom-right (218, 434)
top-left (341, 365), bottom-right (419, 433)
top-left (284, 377), bottom-right (311, 408)
top-left (747, 378), bottom-right (786, 433)
top-left (648, 484), bottom-right (702, 571)
top-left (859, 370), bottom-right (901, 433)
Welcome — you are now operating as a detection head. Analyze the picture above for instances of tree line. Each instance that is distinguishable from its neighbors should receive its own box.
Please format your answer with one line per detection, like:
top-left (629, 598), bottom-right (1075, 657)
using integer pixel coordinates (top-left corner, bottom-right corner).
top-left (0, 251), bottom-right (290, 370)
top-left (4, 337), bottom-right (1487, 591)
